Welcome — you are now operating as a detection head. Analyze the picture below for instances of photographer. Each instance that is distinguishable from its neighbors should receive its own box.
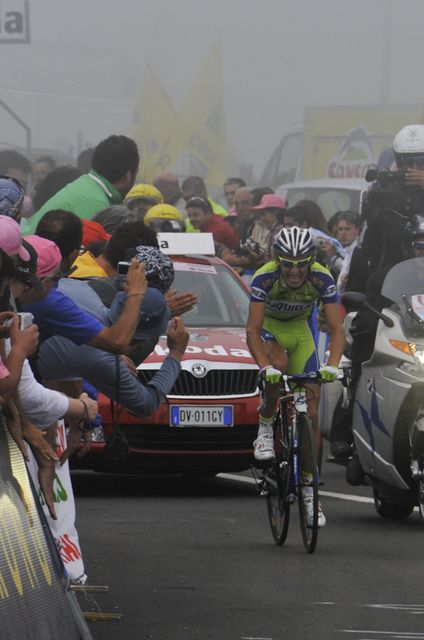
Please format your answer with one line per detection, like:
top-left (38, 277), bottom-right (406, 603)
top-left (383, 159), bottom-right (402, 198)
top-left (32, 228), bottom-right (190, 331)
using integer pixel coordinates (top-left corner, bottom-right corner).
top-left (219, 186), bottom-right (266, 280)
top-left (330, 124), bottom-right (424, 459)
top-left (359, 124), bottom-right (424, 275)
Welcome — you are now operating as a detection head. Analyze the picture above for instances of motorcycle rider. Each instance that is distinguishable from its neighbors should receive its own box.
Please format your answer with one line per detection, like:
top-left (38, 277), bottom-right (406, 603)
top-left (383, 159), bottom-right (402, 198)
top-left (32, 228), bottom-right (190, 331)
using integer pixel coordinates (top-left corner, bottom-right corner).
top-left (331, 215), bottom-right (424, 463)
top-left (331, 125), bottom-right (424, 459)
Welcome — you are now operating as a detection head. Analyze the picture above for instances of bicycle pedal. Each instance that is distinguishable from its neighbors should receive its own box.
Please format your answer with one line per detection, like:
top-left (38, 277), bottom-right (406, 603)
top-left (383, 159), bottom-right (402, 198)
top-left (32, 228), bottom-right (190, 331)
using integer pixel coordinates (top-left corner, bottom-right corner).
top-left (287, 493), bottom-right (297, 504)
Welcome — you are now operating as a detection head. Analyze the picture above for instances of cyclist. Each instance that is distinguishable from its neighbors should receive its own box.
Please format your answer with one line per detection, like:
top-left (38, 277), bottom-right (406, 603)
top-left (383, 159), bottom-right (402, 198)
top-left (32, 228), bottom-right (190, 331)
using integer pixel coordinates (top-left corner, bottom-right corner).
top-left (246, 226), bottom-right (345, 526)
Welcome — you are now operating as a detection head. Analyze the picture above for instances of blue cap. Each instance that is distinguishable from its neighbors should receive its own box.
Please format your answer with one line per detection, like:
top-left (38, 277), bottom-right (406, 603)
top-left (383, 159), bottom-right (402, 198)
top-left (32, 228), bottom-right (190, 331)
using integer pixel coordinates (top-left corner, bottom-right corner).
top-left (109, 287), bottom-right (171, 340)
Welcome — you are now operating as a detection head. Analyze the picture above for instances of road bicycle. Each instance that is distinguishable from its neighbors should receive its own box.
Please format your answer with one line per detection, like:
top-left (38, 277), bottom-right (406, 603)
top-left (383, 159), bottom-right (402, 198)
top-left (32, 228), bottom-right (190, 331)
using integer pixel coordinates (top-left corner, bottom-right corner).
top-left (252, 373), bottom-right (322, 554)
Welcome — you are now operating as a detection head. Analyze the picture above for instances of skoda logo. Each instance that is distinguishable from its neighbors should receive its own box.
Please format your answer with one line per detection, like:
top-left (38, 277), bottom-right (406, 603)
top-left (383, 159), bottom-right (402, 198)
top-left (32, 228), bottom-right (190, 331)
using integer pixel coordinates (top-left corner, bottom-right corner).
top-left (191, 362), bottom-right (207, 378)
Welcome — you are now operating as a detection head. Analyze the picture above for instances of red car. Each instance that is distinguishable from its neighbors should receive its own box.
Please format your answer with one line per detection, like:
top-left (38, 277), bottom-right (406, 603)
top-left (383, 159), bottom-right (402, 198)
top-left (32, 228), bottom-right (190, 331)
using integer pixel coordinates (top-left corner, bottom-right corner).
top-left (76, 248), bottom-right (260, 475)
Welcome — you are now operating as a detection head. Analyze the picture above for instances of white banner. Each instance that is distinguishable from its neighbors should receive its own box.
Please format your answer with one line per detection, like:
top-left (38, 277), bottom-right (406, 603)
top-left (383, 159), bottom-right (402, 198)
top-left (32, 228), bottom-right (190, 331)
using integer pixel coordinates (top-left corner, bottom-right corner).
top-left (26, 420), bottom-right (87, 583)
top-left (0, 0), bottom-right (30, 43)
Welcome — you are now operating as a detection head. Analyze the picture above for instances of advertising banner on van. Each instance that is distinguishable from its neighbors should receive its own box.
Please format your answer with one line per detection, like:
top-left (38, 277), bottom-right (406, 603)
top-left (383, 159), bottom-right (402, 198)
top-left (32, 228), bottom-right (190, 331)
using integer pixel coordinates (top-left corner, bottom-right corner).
top-left (303, 105), bottom-right (424, 180)
top-left (0, 0), bottom-right (30, 43)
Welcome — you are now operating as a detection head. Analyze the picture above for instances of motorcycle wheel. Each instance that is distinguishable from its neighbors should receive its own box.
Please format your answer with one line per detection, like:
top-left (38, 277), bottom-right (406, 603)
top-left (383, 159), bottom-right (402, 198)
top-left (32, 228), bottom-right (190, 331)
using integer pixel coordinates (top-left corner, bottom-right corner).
top-left (418, 480), bottom-right (424, 521)
top-left (373, 489), bottom-right (414, 519)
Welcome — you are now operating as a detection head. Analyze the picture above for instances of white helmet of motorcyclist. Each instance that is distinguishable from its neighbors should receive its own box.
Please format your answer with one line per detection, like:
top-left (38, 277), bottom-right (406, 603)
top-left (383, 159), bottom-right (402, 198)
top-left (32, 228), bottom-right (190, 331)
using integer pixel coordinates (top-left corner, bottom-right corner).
top-left (393, 124), bottom-right (424, 169)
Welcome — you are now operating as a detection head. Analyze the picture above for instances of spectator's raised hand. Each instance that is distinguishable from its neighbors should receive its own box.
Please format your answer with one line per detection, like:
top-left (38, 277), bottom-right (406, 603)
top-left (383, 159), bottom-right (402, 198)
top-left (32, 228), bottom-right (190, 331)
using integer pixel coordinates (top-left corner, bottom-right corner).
top-left (123, 258), bottom-right (148, 297)
top-left (9, 318), bottom-right (39, 357)
top-left (165, 289), bottom-right (198, 316)
top-left (0, 311), bottom-right (16, 338)
top-left (167, 316), bottom-right (189, 359)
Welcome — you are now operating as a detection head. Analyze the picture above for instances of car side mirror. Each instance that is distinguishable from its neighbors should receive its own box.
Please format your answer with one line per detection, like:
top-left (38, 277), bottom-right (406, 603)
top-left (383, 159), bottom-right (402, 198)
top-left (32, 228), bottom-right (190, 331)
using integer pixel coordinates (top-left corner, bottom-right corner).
top-left (341, 292), bottom-right (366, 310)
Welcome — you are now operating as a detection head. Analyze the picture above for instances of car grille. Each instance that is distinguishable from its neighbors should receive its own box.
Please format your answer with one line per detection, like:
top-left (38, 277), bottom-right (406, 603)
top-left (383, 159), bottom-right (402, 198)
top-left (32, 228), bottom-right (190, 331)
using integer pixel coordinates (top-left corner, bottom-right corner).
top-left (138, 369), bottom-right (258, 396)
top-left (119, 424), bottom-right (258, 452)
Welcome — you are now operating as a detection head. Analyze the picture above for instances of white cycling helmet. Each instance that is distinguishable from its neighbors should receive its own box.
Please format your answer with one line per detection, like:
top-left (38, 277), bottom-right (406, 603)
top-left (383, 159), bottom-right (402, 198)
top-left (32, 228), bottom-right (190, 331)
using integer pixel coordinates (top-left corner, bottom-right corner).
top-left (273, 226), bottom-right (315, 259)
top-left (393, 124), bottom-right (424, 168)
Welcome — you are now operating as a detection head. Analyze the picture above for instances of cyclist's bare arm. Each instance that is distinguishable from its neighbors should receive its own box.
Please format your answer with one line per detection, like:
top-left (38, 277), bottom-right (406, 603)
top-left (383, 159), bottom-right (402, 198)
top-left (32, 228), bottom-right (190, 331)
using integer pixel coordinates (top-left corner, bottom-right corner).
top-left (246, 301), bottom-right (272, 369)
top-left (323, 303), bottom-right (345, 367)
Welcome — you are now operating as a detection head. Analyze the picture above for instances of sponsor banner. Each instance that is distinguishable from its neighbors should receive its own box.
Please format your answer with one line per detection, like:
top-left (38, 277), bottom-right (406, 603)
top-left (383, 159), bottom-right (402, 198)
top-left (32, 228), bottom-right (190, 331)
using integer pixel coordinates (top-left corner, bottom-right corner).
top-left (0, 416), bottom-right (89, 639)
top-left (26, 421), bottom-right (86, 583)
top-left (302, 105), bottom-right (424, 180)
top-left (0, 0), bottom-right (30, 43)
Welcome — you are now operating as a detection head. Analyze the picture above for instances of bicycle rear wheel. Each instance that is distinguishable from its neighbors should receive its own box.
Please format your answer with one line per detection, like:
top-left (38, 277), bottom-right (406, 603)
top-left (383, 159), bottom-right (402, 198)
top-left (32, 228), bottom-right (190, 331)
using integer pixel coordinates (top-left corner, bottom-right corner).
top-left (297, 413), bottom-right (319, 553)
top-left (266, 409), bottom-right (292, 545)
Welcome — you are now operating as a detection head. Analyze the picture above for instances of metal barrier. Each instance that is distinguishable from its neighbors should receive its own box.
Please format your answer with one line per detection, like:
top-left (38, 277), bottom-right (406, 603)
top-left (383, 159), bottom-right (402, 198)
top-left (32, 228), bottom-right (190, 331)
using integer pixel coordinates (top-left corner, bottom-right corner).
top-left (0, 416), bottom-right (92, 639)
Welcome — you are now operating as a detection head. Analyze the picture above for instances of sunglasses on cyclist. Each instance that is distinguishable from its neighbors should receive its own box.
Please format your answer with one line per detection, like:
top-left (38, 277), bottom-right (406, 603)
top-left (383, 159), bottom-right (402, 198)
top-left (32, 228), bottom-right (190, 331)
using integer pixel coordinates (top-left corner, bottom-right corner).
top-left (277, 256), bottom-right (312, 269)
top-left (412, 240), bottom-right (424, 251)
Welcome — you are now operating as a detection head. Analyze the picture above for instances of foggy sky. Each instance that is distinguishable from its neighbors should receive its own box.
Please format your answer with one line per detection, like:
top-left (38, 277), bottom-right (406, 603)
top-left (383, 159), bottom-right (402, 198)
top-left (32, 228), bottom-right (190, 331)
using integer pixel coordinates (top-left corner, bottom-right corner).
top-left (1, 0), bottom-right (423, 178)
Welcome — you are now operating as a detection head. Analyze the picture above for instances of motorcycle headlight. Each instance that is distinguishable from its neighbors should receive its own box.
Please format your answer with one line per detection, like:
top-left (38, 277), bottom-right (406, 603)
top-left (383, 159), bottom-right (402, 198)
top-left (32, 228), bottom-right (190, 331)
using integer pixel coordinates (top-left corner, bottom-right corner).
top-left (394, 341), bottom-right (424, 377)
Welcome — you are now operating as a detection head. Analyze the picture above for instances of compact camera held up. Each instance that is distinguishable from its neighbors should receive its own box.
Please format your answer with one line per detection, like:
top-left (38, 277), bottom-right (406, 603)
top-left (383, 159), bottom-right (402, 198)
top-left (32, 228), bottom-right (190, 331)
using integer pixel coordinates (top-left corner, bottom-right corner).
top-left (117, 261), bottom-right (131, 280)
top-left (5, 312), bottom-right (34, 331)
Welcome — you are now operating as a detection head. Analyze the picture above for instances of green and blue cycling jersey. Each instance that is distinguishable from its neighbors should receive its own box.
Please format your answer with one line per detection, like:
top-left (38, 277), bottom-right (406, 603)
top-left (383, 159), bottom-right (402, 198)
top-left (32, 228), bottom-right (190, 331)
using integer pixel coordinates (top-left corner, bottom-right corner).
top-left (249, 260), bottom-right (338, 375)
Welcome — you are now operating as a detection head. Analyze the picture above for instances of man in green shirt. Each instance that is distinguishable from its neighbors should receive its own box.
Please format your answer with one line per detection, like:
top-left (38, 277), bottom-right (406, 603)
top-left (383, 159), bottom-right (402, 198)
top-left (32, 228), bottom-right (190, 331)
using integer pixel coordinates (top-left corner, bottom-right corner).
top-left (23, 135), bottom-right (139, 234)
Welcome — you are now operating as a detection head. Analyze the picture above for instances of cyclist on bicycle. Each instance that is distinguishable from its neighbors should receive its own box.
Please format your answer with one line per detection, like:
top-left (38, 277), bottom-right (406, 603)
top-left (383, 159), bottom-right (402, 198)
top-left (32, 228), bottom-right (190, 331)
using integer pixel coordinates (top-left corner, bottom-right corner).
top-left (246, 226), bottom-right (345, 526)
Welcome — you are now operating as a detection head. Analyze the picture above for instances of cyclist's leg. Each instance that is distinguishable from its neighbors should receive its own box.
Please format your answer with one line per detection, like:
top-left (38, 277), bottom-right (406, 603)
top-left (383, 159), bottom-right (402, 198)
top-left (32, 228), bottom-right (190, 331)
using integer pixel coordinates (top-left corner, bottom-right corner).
top-left (286, 317), bottom-right (321, 453)
top-left (260, 332), bottom-right (288, 420)
top-left (284, 317), bottom-right (326, 526)
top-left (253, 325), bottom-right (291, 462)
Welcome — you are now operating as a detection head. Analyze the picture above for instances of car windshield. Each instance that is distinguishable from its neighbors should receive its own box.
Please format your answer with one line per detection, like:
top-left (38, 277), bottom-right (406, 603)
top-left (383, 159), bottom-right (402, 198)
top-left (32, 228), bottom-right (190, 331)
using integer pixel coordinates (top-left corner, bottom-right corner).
top-left (282, 186), bottom-right (362, 221)
top-left (382, 257), bottom-right (424, 336)
top-left (173, 261), bottom-right (249, 327)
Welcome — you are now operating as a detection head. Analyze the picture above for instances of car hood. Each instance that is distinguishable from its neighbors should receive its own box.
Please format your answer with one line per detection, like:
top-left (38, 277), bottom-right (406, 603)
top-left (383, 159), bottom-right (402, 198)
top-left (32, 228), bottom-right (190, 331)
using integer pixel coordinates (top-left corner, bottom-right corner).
top-left (139, 327), bottom-right (257, 369)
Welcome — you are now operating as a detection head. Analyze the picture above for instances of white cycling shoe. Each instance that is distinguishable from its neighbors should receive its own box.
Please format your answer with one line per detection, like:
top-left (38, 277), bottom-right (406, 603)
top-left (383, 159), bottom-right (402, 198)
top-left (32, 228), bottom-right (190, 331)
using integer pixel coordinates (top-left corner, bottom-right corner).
top-left (302, 487), bottom-right (326, 528)
top-left (253, 434), bottom-right (275, 462)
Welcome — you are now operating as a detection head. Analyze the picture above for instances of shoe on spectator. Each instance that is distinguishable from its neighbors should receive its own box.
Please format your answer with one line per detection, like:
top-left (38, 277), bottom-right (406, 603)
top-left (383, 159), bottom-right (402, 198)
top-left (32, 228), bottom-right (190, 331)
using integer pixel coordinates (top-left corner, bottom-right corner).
top-left (253, 434), bottom-right (275, 462)
top-left (302, 487), bottom-right (326, 527)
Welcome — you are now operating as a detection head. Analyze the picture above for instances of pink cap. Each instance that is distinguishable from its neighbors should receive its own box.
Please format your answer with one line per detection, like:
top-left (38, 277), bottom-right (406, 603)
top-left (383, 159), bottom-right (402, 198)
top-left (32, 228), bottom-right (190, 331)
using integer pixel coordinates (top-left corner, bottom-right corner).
top-left (23, 235), bottom-right (62, 278)
top-left (253, 194), bottom-right (287, 211)
top-left (0, 215), bottom-right (30, 260)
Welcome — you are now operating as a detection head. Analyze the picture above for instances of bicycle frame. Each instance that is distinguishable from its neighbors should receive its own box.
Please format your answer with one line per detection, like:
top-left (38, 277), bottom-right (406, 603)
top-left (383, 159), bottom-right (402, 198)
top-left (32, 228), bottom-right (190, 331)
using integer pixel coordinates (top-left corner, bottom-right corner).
top-left (278, 376), bottom-right (312, 501)
top-left (252, 372), bottom-right (321, 552)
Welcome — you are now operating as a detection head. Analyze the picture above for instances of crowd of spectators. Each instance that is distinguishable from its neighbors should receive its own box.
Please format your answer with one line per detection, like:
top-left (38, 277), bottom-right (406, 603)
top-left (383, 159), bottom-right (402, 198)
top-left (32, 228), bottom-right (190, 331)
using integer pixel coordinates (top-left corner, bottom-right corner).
top-left (2, 124), bottom-right (423, 584)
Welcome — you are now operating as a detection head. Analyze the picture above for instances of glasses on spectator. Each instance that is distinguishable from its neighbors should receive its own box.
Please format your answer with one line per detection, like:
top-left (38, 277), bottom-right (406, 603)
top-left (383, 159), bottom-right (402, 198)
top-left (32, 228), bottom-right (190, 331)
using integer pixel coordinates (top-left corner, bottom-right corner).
top-left (277, 256), bottom-right (312, 269)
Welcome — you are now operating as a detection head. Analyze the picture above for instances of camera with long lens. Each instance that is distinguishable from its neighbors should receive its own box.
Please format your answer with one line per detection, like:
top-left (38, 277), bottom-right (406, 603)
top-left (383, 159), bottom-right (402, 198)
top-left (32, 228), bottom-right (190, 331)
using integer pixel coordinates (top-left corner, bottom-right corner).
top-left (365, 166), bottom-right (406, 191)
top-left (239, 238), bottom-right (264, 257)
top-left (364, 164), bottom-right (424, 219)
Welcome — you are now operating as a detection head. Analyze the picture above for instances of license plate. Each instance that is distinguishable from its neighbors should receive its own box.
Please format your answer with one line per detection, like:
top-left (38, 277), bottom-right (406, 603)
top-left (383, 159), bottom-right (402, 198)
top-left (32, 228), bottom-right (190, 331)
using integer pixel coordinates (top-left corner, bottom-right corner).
top-left (170, 405), bottom-right (234, 427)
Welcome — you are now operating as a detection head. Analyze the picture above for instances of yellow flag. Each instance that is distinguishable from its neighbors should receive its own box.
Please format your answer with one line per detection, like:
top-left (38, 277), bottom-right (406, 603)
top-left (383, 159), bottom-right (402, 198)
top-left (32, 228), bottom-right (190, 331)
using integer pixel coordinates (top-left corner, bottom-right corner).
top-left (167, 43), bottom-right (228, 189)
top-left (131, 65), bottom-right (178, 182)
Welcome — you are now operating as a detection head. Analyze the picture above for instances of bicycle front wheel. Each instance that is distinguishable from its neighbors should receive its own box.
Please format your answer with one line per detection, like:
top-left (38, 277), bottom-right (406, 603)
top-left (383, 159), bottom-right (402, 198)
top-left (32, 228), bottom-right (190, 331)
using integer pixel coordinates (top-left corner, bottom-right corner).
top-left (266, 410), bottom-right (291, 545)
top-left (297, 413), bottom-right (319, 553)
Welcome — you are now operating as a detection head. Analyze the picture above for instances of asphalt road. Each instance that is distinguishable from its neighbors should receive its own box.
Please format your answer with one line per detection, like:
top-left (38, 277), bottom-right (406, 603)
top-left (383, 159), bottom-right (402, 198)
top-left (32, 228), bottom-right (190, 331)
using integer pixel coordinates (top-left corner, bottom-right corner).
top-left (71, 456), bottom-right (424, 640)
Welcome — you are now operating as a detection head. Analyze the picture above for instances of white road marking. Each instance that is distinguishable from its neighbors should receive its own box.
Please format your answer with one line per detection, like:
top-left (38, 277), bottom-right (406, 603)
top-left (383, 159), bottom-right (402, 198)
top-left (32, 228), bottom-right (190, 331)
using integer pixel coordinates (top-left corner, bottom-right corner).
top-left (319, 490), bottom-right (373, 504)
top-left (341, 632), bottom-right (424, 637)
top-left (367, 606), bottom-right (424, 616)
top-left (218, 473), bottom-right (374, 503)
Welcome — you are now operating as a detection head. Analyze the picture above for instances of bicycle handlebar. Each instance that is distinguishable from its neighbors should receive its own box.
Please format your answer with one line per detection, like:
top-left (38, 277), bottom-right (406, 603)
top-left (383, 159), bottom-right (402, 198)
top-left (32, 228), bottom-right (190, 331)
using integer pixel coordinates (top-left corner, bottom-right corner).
top-left (257, 370), bottom-right (346, 393)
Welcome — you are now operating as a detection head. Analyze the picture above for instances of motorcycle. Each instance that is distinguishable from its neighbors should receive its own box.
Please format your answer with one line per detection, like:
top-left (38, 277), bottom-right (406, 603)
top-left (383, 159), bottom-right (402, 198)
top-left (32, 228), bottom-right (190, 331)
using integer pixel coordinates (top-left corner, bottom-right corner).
top-left (343, 257), bottom-right (424, 520)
